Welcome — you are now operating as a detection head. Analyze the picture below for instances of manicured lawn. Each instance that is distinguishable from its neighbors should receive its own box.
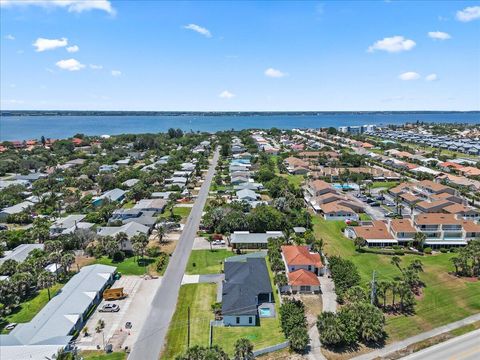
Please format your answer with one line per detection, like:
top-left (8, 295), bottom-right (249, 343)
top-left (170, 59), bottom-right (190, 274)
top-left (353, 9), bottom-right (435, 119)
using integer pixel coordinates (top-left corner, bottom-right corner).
top-left (122, 200), bottom-right (135, 209)
top-left (186, 249), bottom-right (235, 275)
top-left (95, 256), bottom-right (156, 276)
top-left (1, 284), bottom-right (63, 332)
top-left (214, 257), bottom-right (285, 354)
top-left (312, 215), bottom-right (480, 341)
top-left (81, 351), bottom-right (126, 360)
top-left (163, 284), bottom-right (216, 358)
top-left (371, 181), bottom-right (399, 190)
top-left (359, 213), bottom-right (372, 221)
top-left (160, 206), bottom-right (192, 220)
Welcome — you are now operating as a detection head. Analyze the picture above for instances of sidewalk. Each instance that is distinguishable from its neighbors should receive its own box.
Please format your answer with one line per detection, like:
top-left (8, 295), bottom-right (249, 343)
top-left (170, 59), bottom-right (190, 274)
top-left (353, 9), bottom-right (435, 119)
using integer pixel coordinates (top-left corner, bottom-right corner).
top-left (351, 313), bottom-right (480, 360)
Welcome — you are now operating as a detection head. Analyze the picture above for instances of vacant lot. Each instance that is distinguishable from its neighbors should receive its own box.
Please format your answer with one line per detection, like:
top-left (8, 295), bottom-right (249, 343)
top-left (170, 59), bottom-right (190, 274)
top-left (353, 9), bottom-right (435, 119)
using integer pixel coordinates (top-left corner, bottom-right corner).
top-left (95, 255), bottom-right (157, 276)
top-left (162, 283), bottom-right (216, 358)
top-left (312, 216), bottom-right (480, 341)
top-left (186, 249), bottom-right (235, 274)
top-left (81, 351), bottom-right (126, 360)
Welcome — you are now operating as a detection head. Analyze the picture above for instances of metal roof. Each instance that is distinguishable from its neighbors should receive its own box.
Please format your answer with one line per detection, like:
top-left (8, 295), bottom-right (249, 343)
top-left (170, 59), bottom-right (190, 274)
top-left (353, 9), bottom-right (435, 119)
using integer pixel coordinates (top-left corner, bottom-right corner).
top-left (0, 244), bottom-right (44, 264)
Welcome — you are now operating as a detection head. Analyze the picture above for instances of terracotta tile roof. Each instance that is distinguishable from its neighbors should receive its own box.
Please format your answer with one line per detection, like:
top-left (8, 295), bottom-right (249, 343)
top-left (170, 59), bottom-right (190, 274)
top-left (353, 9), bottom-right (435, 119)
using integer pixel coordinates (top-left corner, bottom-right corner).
top-left (414, 213), bottom-right (461, 225)
top-left (416, 199), bottom-right (452, 210)
top-left (321, 201), bottom-right (356, 214)
top-left (309, 180), bottom-right (334, 192)
top-left (461, 221), bottom-right (480, 233)
top-left (390, 182), bottom-right (411, 195)
top-left (439, 162), bottom-right (464, 170)
top-left (461, 167), bottom-right (480, 177)
top-left (285, 157), bottom-right (309, 168)
top-left (400, 192), bottom-right (421, 203)
top-left (390, 219), bottom-right (416, 233)
top-left (417, 180), bottom-right (450, 193)
top-left (298, 151), bottom-right (321, 158)
top-left (282, 245), bottom-right (323, 268)
top-left (352, 221), bottom-right (394, 240)
top-left (443, 203), bottom-right (479, 214)
top-left (315, 193), bottom-right (343, 204)
top-left (288, 269), bottom-right (320, 286)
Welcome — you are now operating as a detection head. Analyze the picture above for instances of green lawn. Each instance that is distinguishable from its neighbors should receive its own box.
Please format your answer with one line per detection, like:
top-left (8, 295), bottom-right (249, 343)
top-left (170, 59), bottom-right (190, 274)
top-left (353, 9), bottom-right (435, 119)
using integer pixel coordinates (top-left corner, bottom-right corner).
top-left (186, 249), bottom-right (235, 275)
top-left (1, 284), bottom-right (63, 332)
top-left (312, 215), bottom-right (480, 341)
top-left (122, 200), bottom-right (135, 209)
top-left (214, 257), bottom-right (285, 354)
top-left (359, 213), bottom-right (372, 221)
top-left (279, 173), bottom-right (304, 188)
top-left (163, 283), bottom-right (217, 358)
top-left (81, 351), bottom-right (126, 360)
top-left (370, 181), bottom-right (399, 190)
top-left (95, 256), bottom-right (156, 276)
top-left (160, 206), bottom-right (192, 220)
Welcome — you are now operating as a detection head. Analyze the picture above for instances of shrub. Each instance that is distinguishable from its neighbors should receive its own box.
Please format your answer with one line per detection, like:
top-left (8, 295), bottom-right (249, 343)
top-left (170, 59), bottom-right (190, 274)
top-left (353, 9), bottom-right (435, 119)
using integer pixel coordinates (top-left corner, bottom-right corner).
top-left (424, 247), bottom-right (432, 254)
top-left (155, 252), bottom-right (169, 273)
top-left (112, 250), bottom-right (125, 262)
top-left (440, 248), bottom-right (448, 253)
top-left (146, 246), bottom-right (161, 258)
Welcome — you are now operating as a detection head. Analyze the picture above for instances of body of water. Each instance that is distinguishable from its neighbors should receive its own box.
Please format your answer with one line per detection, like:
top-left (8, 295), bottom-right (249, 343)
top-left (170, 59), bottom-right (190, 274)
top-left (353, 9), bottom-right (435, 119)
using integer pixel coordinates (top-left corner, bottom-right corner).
top-left (1, 112), bottom-right (479, 141)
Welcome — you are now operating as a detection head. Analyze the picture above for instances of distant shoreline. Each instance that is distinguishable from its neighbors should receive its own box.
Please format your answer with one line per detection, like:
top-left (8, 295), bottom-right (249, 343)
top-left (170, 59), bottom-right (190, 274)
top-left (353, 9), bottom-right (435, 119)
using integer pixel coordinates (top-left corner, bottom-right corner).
top-left (1, 110), bottom-right (479, 117)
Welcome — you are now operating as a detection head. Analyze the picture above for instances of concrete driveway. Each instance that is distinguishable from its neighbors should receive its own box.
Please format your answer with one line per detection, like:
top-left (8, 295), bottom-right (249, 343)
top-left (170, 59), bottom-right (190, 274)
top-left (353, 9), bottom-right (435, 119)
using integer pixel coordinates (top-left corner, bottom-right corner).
top-left (320, 276), bottom-right (337, 313)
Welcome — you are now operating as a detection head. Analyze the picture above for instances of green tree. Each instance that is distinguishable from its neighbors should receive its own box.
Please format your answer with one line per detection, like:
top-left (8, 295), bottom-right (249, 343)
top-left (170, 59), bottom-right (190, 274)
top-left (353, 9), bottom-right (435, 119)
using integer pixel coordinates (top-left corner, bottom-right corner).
top-left (234, 338), bottom-right (254, 360)
top-left (37, 270), bottom-right (55, 300)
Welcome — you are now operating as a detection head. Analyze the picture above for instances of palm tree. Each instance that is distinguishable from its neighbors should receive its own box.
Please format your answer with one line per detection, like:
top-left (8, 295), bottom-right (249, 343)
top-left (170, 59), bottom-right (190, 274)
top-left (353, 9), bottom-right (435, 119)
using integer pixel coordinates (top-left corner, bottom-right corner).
top-left (413, 232), bottom-right (427, 251)
top-left (451, 256), bottom-right (461, 275)
top-left (37, 270), bottom-right (55, 301)
top-left (60, 253), bottom-right (75, 273)
top-left (115, 232), bottom-right (129, 251)
top-left (155, 225), bottom-right (166, 244)
top-left (377, 281), bottom-right (389, 308)
top-left (390, 256), bottom-right (402, 272)
top-left (390, 281), bottom-right (400, 309)
top-left (234, 338), bottom-right (254, 360)
top-left (409, 259), bottom-right (424, 273)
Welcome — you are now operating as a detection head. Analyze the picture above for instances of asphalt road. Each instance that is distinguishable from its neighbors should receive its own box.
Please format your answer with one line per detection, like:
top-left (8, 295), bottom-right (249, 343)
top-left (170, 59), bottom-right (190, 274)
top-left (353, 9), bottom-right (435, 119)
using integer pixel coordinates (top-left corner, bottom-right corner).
top-left (400, 329), bottom-right (480, 360)
top-left (128, 148), bottom-right (219, 360)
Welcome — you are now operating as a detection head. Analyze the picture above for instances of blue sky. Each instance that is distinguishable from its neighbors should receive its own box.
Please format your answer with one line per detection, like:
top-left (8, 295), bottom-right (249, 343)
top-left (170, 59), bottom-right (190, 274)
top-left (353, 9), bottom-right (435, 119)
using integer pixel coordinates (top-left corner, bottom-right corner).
top-left (1, 0), bottom-right (479, 111)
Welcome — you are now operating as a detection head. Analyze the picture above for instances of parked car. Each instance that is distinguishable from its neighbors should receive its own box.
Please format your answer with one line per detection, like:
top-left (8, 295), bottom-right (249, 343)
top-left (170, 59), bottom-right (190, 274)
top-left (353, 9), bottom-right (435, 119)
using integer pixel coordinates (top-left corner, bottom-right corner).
top-left (370, 202), bottom-right (380, 207)
top-left (385, 202), bottom-right (395, 207)
top-left (212, 240), bottom-right (226, 245)
top-left (0, 224), bottom-right (8, 231)
top-left (366, 198), bottom-right (375, 204)
top-left (125, 321), bottom-right (132, 329)
top-left (100, 304), bottom-right (120, 312)
top-left (385, 212), bottom-right (396, 218)
top-left (376, 195), bottom-right (385, 201)
top-left (5, 323), bottom-right (17, 331)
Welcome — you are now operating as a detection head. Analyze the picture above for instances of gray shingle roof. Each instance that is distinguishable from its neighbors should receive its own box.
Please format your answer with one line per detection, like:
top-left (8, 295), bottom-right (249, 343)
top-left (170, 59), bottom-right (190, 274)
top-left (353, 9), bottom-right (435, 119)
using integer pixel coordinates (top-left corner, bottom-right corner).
top-left (222, 257), bottom-right (272, 316)
top-left (230, 231), bottom-right (283, 244)
top-left (0, 244), bottom-right (44, 264)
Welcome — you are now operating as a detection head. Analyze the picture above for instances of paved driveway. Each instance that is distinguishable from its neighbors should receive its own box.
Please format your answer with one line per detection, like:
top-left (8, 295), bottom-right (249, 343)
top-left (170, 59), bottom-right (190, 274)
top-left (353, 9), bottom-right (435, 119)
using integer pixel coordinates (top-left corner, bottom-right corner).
top-left (128, 149), bottom-right (219, 360)
top-left (320, 276), bottom-right (337, 313)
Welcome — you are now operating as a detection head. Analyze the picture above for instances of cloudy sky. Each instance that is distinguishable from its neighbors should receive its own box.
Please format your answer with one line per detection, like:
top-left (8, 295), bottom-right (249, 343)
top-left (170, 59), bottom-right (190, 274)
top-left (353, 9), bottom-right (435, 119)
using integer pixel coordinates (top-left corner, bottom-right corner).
top-left (1, 0), bottom-right (479, 111)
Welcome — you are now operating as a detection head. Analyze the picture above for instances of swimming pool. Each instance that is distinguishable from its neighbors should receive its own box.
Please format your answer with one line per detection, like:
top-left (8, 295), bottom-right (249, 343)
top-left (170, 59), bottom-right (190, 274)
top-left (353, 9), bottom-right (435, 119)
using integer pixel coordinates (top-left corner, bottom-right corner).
top-left (259, 308), bottom-right (272, 317)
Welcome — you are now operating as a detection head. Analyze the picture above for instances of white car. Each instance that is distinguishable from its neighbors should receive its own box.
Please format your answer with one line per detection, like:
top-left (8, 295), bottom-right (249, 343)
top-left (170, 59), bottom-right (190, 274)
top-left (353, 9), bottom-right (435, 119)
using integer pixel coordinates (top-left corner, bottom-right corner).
top-left (212, 240), bottom-right (226, 246)
top-left (99, 304), bottom-right (120, 312)
top-left (5, 323), bottom-right (17, 331)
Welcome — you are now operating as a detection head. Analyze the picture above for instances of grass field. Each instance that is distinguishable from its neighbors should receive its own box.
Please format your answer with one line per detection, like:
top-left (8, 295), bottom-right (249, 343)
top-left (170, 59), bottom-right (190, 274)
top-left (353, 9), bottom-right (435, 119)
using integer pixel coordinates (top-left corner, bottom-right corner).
top-left (359, 213), bottom-right (372, 221)
top-left (370, 181), bottom-right (399, 190)
top-left (213, 257), bottom-right (285, 355)
top-left (312, 215), bottom-right (480, 341)
top-left (186, 249), bottom-right (235, 274)
top-left (95, 256), bottom-right (156, 275)
top-left (1, 284), bottom-right (63, 332)
top-left (279, 173), bottom-right (304, 188)
top-left (160, 206), bottom-right (192, 220)
top-left (162, 283), bottom-right (216, 358)
top-left (81, 351), bottom-right (126, 360)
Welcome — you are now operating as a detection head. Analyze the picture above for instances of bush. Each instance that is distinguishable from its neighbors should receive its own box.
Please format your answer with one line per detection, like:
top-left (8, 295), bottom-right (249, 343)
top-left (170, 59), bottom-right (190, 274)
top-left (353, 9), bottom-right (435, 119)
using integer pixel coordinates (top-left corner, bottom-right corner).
top-left (156, 253), bottom-right (169, 273)
top-left (440, 248), bottom-right (448, 253)
top-left (328, 256), bottom-right (360, 299)
top-left (112, 250), bottom-right (125, 262)
top-left (424, 247), bottom-right (432, 254)
top-left (394, 249), bottom-right (405, 255)
top-left (146, 246), bottom-right (161, 258)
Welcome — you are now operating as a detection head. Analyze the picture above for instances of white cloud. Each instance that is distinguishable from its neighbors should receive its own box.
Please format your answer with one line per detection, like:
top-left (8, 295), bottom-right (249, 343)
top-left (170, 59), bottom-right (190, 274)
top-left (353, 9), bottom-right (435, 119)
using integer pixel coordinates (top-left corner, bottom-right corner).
top-left (264, 68), bottom-right (287, 78)
top-left (33, 37), bottom-right (68, 52)
top-left (183, 24), bottom-right (212, 38)
top-left (456, 6), bottom-right (480, 22)
top-left (368, 36), bottom-right (416, 53)
top-left (111, 70), bottom-right (122, 77)
top-left (66, 45), bottom-right (79, 53)
top-left (425, 73), bottom-right (438, 81)
top-left (0, 0), bottom-right (115, 15)
top-left (428, 31), bottom-right (451, 40)
top-left (219, 90), bottom-right (235, 99)
top-left (55, 58), bottom-right (85, 71)
top-left (4, 34), bottom-right (15, 40)
top-left (398, 72), bottom-right (420, 81)
top-left (89, 64), bottom-right (103, 70)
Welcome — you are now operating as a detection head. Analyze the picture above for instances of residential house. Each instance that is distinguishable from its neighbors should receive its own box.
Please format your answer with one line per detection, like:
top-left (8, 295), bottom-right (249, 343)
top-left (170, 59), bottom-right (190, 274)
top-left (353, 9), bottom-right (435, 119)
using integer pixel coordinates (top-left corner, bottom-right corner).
top-left (0, 244), bottom-right (44, 265)
top-left (282, 245), bottom-right (324, 277)
top-left (229, 231), bottom-right (283, 249)
top-left (97, 222), bottom-right (150, 251)
top-left (92, 188), bottom-right (126, 206)
top-left (222, 255), bottom-right (273, 326)
top-left (0, 201), bottom-right (34, 221)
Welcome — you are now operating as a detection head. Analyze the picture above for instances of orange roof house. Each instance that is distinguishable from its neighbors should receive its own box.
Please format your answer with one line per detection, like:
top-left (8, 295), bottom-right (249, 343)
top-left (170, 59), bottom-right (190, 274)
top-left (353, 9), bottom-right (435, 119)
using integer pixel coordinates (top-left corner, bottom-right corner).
top-left (282, 245), bottom-right (323, 269)
top-left (287, 269), bottom-right (320, 287)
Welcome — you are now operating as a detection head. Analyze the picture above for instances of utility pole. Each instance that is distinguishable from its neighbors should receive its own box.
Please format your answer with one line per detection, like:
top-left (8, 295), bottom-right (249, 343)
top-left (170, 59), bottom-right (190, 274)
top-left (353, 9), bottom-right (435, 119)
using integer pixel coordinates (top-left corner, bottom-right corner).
top-left (370, 270), bottom-right (376, 305)
top-left (187, 306), bottom-right (191, 349)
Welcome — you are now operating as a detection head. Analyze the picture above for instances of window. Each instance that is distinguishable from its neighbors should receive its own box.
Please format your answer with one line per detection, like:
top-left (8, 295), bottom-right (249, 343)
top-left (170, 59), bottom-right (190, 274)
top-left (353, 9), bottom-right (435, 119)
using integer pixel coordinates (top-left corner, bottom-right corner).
top-left (308, 265), bottom-right (312, 271)
top-left (249, 317), bottom-right (252, 324)
top-left (236, 317), bottom-right (240, 324)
